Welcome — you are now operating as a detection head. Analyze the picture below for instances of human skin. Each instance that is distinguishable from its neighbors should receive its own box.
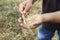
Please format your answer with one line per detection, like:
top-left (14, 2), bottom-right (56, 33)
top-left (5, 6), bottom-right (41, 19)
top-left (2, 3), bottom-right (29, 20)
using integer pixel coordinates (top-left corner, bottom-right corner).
top-left (18, 0), bottom-right (60, 29)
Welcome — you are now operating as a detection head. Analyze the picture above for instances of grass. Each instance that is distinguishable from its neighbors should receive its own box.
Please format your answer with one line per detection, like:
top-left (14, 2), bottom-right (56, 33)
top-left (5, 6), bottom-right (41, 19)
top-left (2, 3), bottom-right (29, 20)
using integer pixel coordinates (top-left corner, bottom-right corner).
top-left (0, 0), bottom-right (58, 40)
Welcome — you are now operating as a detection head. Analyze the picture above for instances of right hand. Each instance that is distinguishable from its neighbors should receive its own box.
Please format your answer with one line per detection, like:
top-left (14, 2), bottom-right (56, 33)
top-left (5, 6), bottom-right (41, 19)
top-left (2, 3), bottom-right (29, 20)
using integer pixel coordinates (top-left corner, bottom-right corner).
top-left (19, 0), bottom-right (33, 16)
top-left (18, 17), bottom-right (28, 29)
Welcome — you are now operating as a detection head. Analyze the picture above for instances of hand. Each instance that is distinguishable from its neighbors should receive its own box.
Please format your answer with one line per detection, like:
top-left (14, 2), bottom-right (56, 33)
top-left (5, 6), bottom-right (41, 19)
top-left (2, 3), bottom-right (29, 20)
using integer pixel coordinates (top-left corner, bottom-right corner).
top-left (19, 0), bottom-right (33, 16)
top-left (29, 15), bottom-right (43, 29)
top-left (18, 17), bottom-right (28, 28)
top-left (18, 15), bottom-right (43, 29)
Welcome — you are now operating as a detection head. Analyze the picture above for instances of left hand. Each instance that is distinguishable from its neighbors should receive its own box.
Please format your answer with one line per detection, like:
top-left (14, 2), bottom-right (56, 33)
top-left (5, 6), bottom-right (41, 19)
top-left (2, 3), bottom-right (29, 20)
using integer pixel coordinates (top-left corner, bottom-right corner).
top-left (18, 15), bottom-right (43, 29)
top-left (29, 15), bottom-right (43, 29)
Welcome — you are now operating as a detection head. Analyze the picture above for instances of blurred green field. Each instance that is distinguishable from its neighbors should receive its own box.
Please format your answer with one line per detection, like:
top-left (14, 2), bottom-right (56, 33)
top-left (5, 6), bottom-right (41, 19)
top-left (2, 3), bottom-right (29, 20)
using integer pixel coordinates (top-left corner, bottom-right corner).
top-left (0, 0), bottom-right (58, 40)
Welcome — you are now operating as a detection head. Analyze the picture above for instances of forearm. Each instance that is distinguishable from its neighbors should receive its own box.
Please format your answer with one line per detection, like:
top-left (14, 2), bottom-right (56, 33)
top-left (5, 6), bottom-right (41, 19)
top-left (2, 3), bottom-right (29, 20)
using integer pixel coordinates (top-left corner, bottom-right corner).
top-left (42, 11), bottom-right (60, 23)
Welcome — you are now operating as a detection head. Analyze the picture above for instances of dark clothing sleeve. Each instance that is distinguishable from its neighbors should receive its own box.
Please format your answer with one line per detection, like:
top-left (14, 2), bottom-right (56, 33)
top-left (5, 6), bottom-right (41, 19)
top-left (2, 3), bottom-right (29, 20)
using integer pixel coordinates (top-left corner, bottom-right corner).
top-left (42, 0), bottom-right (60, 30)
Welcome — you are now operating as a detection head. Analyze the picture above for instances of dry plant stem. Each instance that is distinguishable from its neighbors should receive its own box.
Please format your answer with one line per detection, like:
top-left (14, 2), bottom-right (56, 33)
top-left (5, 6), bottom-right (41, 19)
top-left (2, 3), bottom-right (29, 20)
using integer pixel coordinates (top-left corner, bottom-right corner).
top-left (22, 14), bottom-right (34, 35)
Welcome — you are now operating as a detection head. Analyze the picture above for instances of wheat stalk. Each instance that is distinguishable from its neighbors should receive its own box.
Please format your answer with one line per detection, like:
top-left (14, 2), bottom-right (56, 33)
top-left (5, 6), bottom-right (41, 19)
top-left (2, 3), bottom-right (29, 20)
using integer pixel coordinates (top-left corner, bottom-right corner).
top-left (21, 14), bottom-right (34, 36)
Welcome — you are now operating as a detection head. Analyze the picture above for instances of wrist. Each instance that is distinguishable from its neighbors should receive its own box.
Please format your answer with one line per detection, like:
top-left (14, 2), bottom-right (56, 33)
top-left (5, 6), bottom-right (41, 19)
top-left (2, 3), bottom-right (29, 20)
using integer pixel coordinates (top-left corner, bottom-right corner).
top-left (41, 14), bottom-right (48, 23)
top-left (42, 14), bottom-right (52, 23)
top-left (41, 15), bottom-right (44, 23)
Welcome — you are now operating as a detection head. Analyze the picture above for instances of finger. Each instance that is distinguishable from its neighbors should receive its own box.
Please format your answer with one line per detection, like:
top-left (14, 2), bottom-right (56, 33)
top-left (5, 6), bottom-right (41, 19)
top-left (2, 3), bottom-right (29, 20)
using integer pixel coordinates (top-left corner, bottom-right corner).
top-left (24, 2), bottom-right (32, 12)
top-left (22, 11), bottom-right (27, 15)
top-left (29, 24), bottom-right (37, 29)
top-left (29, 22), bottom-right (39, 29)
top-left (18, 18), bottom-right (27, 28)
top-left (29, 25), bottom-right (35, 29)
top-left (19, 23), bottom-right (27, 29)
top-left (22, 3), bottom-right (31, 16)
top-left (29, 23), bottom-right (34, 28)
top-left (22, 11), bottom-right (29, 16)
top-left (21, 11), bottom-right (28, 16)
top-left (25, 12), bottom-right (29, 16)
top-left (19, 4), bottom-right (25, 14)
top-left (18, 17), bottom-right (23, 23)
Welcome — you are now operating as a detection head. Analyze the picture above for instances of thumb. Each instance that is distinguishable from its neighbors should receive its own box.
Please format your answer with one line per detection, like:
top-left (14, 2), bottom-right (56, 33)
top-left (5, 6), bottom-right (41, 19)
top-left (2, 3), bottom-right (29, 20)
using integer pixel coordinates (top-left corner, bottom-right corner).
top-left (18, 17), bottom-right (23, 23)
